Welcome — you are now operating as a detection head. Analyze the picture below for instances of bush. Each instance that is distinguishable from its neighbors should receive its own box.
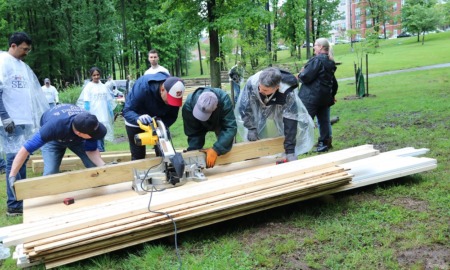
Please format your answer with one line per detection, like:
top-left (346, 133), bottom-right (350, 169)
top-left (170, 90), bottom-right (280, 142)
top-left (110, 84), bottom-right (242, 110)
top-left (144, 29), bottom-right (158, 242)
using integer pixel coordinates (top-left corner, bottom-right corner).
top-left (59, 86), bottom-right (83, 105)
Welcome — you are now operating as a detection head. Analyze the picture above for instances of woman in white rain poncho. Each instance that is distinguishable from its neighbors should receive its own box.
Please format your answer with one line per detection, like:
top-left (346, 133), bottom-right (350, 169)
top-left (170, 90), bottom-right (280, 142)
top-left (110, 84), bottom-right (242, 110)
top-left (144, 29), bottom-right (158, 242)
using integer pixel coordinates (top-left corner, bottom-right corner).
top-left (234, 67), bottom-right (314, 161)
top-left (77, 67), bottom-right (116, 150)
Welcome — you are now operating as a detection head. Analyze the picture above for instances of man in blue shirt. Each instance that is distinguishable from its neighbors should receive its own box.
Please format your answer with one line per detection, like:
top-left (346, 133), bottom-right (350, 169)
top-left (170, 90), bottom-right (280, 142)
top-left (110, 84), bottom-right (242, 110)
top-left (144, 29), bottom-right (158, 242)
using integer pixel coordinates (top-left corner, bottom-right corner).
top-left (123, 72), bottom-right (185, 160)
top-left (7, 104), bottom-right (108, 216)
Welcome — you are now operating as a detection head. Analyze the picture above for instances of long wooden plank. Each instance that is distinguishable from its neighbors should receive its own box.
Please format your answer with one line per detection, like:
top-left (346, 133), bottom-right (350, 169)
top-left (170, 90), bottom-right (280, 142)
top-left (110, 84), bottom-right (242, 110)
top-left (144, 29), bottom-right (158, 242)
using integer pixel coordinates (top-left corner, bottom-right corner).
top-left (31, 152), bottom-right (158, 173)
top-left (15, 137), bottom-right (287, 200)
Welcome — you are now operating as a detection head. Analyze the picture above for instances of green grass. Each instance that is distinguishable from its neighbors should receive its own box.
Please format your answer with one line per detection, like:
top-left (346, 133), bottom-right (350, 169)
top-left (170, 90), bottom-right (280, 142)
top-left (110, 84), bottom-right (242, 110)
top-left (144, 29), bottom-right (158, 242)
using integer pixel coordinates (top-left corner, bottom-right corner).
top-left (1, 32), bottom-right (449, 270)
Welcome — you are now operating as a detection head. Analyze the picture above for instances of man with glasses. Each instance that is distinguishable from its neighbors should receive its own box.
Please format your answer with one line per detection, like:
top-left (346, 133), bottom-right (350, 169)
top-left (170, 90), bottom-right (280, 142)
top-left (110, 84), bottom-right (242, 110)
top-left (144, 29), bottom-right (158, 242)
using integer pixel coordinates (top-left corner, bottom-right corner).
top-left (0, 32), bottom-right (49, 216)
top-left (234, 67), bottom-right (314, 163)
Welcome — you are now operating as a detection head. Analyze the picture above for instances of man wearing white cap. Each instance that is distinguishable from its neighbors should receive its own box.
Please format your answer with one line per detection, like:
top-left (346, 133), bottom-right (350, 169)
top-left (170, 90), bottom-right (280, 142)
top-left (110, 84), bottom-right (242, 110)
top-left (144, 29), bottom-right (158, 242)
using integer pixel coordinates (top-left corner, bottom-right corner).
top-left (123, 72), bottom-right (185, 160)
top-left (182, 87), bottom-right (237, 168)
top-left (41, 78), bottom-right (59, 108)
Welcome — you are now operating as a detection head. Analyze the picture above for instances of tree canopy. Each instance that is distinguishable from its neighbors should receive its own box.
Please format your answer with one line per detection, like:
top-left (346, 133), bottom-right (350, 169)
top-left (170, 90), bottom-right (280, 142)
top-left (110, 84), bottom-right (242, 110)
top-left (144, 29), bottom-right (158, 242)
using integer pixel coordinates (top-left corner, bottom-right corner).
top-left (0, 0), bottom-right (341, 88)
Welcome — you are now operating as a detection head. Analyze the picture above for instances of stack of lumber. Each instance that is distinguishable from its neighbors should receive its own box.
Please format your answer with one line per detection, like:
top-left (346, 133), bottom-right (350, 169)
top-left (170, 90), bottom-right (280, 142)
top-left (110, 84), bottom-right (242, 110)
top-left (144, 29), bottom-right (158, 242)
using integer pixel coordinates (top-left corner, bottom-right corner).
top-left (0, 141), bottom-right (437, 269)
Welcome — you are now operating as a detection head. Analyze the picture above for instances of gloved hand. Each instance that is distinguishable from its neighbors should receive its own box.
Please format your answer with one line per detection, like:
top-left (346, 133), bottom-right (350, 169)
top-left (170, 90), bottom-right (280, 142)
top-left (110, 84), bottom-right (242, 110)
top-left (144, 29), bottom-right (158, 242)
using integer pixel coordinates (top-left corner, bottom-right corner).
top-left (247, 129), bottom-right (259, 141)
top-left (286, 153), bottom-right (297, 162)
top-left (200, 148), bottom-right (218, 168)
top-left (138, 114), bottom-right (152, 125)
top-left (2, 118), bottom-right (15, 134)
top-left (8, 175), bottom-right (16, 200)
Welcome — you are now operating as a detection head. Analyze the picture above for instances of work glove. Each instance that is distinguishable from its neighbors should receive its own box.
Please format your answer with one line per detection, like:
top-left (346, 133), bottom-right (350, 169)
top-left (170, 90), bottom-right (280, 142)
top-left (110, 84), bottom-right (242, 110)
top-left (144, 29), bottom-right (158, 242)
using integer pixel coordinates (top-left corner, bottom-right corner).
top-left (2, 118), bottom-right (15, 134)
top-left (8, 176), bottom-right (16, 200)
top-left (286, 153), bottom-right (297, 162)
top-left (200, 148), bottom-right (218, 168)
top-left (138, 114), bottom-right (152, 125)
top-left (247, 129), bottom-right (259, 141)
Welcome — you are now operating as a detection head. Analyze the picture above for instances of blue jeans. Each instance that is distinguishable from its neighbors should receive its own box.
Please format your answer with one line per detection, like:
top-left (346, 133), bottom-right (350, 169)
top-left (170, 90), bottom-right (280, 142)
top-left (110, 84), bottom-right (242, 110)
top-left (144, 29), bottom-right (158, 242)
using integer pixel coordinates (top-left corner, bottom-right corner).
top-left (97, 139), bottom-right (105, 152)
top-left (0, 157), bottom-right (5, 171)
top-left (231, 80), bottom-right (240, 104)
top-left (41, 140), bottom-right (96, 175)
top-left (6, 153), bottom-right (28, 210)
top-left (317, 106), bottom-right (332, 138)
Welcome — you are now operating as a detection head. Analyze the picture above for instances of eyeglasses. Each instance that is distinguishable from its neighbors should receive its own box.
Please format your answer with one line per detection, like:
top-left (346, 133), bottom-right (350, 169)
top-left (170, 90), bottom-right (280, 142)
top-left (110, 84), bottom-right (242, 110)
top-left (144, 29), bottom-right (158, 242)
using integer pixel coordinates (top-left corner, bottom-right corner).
top-left (18, 46), bottom-right (32, 52)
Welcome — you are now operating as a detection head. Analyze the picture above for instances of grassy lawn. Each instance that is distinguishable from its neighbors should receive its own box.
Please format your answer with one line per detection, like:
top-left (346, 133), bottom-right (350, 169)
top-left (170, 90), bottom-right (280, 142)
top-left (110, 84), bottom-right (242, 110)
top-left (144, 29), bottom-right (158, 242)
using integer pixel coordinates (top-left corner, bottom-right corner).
top-left (0, 32), bottom-right (449, 269)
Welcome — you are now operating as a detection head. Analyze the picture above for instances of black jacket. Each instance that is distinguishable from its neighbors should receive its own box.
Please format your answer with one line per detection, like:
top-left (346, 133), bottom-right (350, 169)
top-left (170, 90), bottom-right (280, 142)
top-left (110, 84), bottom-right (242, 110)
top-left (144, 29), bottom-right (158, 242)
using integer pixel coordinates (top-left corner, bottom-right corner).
top-left (298, 54), bottom-right (337, 106)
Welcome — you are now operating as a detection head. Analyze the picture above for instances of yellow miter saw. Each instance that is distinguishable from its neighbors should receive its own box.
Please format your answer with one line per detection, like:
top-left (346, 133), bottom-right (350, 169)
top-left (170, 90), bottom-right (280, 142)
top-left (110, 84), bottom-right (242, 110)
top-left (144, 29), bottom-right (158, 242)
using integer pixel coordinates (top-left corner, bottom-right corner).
top-left (132, 118), bottom-right (207, 194)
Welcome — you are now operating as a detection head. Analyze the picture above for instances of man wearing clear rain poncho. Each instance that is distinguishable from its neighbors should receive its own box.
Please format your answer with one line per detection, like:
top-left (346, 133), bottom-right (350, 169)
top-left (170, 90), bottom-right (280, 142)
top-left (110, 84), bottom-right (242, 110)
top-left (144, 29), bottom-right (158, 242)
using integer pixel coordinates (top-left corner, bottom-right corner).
top-left (0, 32), bottom-right (49, 216)
top-left (234, 67), bottom-right (314, 162)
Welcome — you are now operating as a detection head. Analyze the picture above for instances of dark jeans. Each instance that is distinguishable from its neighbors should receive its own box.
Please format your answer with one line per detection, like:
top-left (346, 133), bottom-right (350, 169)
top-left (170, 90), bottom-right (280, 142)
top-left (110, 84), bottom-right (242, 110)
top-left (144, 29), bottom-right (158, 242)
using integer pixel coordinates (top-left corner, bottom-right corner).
top-left (303, 102), bottom-right (331, 143)
top-left (126, 125), bottom-right (147, 160)
top-left (6, 153), bottom-right (28, 210)
top-left (41, 140), bottom-right (96, 175)
top-left (231, 80), bottom-right (240, 104)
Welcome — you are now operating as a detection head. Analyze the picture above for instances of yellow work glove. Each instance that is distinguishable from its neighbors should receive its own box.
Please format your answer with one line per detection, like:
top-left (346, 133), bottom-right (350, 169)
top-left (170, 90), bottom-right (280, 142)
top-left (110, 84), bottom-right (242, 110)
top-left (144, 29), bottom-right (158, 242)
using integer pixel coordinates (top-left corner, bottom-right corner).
top-left (200, 148), bottom-right (218, 168)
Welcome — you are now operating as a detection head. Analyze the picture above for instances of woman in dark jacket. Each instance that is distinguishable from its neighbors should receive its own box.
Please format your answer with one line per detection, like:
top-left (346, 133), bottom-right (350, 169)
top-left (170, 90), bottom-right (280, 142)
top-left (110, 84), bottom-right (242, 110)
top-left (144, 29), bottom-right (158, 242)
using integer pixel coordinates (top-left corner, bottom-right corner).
top-left (298, 38), bottom-right (337, 152)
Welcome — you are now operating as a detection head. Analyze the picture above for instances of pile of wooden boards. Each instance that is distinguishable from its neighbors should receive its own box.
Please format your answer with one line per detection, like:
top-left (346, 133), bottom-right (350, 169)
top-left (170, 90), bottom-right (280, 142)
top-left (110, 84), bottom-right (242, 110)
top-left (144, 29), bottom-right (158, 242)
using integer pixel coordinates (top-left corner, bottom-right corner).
top-left (0, 139), bottom-right (437, 269)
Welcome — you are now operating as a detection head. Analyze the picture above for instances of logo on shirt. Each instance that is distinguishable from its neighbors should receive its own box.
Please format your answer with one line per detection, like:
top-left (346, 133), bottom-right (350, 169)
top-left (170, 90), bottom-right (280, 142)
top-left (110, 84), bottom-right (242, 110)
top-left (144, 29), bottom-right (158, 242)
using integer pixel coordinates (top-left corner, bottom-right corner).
top-left (11, 75), bottom-right (27, 88)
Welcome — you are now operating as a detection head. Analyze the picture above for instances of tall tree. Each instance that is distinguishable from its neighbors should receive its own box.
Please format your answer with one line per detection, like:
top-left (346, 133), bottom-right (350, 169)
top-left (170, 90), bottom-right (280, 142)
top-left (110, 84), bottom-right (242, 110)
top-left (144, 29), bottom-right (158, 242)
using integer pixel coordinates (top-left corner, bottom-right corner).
top-left (402, 0), bottom-right (443, 44)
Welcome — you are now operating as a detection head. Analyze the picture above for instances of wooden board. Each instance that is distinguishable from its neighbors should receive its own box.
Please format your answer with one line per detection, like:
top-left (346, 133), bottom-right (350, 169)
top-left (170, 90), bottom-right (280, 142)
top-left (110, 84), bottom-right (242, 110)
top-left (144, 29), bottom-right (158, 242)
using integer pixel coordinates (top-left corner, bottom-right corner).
top-left (15, 137), bottom-right (287, 200)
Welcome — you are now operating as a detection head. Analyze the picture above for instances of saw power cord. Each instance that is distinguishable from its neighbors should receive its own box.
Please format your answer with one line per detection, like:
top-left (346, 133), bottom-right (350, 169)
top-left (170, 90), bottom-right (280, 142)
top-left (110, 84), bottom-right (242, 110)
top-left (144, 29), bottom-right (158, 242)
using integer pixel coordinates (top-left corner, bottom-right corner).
top-left (145, 170), bottom-right (183, 270)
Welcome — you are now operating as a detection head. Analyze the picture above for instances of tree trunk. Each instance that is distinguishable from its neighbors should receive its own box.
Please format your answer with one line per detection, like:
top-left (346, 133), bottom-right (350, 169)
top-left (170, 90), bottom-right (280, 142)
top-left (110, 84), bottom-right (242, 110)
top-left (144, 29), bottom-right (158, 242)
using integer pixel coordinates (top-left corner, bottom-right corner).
top-left (120, 0), bottom-right (129, 76)
top-left (197, 41), bottom-right (204, 75)
top-left (207, 0), bottom-right (221, 88)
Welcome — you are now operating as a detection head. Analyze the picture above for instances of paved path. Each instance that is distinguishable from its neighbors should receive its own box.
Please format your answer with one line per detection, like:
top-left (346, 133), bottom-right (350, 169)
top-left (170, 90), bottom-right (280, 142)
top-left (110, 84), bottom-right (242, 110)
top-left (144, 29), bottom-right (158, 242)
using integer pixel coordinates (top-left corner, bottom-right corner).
top-left (338, 63), bottom-right (450, 82)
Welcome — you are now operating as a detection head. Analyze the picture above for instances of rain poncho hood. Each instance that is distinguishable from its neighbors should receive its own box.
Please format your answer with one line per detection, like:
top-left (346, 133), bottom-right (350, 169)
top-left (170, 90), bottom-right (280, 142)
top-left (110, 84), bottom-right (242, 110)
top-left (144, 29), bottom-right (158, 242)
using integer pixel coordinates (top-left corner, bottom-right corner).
top-left (234, 69), bottom-right (314, 155)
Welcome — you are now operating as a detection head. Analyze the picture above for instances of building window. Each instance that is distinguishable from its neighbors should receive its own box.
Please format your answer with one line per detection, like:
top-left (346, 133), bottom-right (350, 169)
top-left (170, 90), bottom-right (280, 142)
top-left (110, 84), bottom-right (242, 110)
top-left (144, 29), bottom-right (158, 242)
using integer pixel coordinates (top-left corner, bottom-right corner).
top-left (366, 20), bottom-right (372, 27)
top-left (393, 3), bottom-right (398, 12)
top-left (356, 19), bottom-right (361, 28)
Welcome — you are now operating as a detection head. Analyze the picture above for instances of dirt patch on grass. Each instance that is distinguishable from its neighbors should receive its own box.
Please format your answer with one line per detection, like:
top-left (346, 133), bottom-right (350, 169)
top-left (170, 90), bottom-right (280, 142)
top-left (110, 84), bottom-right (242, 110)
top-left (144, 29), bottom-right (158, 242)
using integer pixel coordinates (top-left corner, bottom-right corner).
top-left (392, 197), bottom-right (429, 212)
top-left (397, 245), bottom-right (450, 270)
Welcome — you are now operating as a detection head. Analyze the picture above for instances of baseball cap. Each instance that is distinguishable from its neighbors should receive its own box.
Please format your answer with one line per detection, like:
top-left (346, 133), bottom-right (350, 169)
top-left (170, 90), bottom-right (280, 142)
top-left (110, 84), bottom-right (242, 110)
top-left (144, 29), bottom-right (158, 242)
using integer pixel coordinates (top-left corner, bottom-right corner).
top-left (73, 112), bottom-right (107, 140)
top-left (193, 92), bottom-right (218, 121)
top-left (44, 78), bottom-right (50, 83)
top-left (164, 77), bottom-right (185, 107)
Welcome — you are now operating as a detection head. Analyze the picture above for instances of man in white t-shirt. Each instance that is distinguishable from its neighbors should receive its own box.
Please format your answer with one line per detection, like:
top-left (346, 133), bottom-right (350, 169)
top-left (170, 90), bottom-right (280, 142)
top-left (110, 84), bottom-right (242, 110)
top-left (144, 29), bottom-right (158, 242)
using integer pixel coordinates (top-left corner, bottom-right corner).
top-left (144, 49), bottom-right (170, 75)
top-left (41, 78), bottom-right (59, 108)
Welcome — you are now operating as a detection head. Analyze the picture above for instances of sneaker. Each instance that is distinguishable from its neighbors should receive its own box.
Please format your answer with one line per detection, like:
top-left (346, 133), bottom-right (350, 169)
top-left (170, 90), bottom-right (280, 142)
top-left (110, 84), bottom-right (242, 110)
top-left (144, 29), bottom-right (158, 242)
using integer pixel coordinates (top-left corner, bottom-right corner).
top-left (316, 142), bottom-right (329, 153)
top-left (6, 208), bottom-right (23, 217)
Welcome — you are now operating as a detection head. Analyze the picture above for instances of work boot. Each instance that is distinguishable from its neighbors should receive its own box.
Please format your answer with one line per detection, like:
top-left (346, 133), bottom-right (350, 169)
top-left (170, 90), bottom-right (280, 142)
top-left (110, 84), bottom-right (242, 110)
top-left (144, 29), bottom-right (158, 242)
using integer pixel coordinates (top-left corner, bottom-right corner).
top-left (316, 141), bottom-right (329, 152)
top-left (327, 137), bottom-right (333, 149)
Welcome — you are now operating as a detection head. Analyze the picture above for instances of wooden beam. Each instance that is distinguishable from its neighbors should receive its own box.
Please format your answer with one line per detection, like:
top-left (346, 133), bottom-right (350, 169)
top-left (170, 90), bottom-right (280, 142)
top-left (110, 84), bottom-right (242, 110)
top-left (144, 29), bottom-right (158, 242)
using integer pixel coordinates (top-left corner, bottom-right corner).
top-left (15, 137), bottom-right (287, 200)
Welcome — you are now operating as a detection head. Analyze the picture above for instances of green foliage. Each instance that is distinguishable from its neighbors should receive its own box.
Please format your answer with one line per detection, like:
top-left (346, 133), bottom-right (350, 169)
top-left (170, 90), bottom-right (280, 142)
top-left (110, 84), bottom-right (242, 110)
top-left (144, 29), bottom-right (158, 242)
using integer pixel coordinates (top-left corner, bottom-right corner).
top-left (402, 0), bottom-right (443, 43)
top-left (1, 27), bottom-right (450, 270)
top-left (58, 86), bottom-right (83, 105)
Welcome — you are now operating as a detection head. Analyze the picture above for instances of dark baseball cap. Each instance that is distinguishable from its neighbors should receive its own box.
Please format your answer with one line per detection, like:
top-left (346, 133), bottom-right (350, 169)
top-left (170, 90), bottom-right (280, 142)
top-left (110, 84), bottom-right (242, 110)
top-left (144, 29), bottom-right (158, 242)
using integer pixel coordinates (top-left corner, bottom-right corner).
top-left (73, 112), bottom-right (107, 140)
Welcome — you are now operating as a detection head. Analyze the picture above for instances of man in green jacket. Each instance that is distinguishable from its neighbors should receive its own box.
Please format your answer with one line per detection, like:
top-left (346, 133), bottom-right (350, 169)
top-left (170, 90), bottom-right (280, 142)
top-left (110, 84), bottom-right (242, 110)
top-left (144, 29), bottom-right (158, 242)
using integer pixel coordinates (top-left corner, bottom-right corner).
top-left (182, 87), bottom-right (237, 168)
